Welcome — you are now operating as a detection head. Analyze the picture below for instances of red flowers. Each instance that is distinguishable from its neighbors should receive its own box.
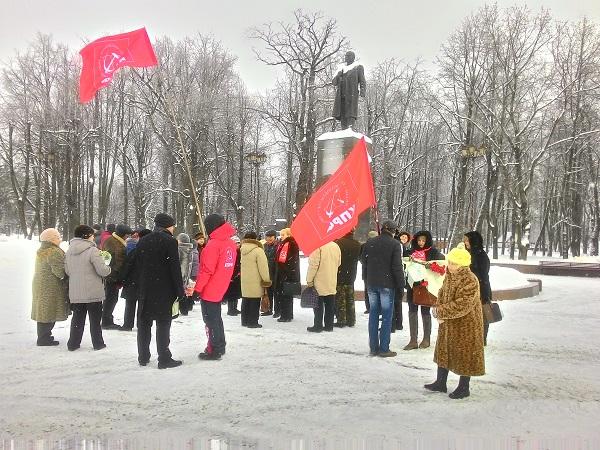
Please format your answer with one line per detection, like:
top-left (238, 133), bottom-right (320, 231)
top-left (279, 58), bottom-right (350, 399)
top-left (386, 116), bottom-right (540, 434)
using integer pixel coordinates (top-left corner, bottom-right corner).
top-left (429, 262), bottom-right (446, 275)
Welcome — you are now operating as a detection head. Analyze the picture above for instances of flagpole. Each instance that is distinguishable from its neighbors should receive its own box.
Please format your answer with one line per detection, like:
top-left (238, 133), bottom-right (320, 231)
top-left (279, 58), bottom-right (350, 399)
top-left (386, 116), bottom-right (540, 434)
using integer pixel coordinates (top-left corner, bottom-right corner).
top-left (132, 69), bottom-right (206, 237)
top-left (164, 95), bottom-right (207, 237)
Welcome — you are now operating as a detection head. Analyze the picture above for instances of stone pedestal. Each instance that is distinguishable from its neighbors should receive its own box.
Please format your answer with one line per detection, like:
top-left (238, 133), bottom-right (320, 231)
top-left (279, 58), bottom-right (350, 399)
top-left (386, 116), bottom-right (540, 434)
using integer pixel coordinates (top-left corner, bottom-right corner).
top-left (316, 129), bottom-right (373, 242)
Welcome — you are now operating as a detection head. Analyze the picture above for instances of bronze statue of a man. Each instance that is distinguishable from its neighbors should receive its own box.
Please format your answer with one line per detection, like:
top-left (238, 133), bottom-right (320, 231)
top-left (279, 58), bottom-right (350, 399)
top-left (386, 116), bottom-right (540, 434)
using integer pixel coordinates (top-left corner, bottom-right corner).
top-left (332, 51), bottom-right (366, 130)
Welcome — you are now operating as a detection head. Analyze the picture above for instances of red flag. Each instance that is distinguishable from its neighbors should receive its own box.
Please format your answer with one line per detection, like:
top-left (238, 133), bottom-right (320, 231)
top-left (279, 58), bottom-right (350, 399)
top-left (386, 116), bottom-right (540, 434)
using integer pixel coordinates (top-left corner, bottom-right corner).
top-left (79, 28), bottom-right (157, 103)
top-left (291, 138), bottom-right (375, 255)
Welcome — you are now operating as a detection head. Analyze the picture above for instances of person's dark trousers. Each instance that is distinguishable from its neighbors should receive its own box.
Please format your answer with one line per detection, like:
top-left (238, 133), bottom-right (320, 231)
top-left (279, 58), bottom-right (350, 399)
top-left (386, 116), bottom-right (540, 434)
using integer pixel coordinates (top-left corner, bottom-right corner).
top-left (273, 291), bottom-right (281, 317)
top-left (36, 322), bottom-right (55, 344)
top-left (227, 298), bottom-right (239, 315)
top-left (137, 316), bottom-right (173, 364)
top-left (201, 300), bottom-right (226, 355)
top-left (364, 284), bottom-right (370, 313)
top-left (392, 289), bottom-right (404, 331)
top-left (313, 295), bottom-right (335, 330)
top-left (241, 298), bottom-right (260, 326)
top-left (279, 294), bottom-right (294, 321)
top-left (102, 282), bottom-right (120, 326)
top-left (179, 296), bottom-right (192, 316)
top-left (68, 302), bottom-right (104, 350)
top-left (265, 286), bottom-right (274, 313)
top-left (123, 297), bottom-right (137, 329)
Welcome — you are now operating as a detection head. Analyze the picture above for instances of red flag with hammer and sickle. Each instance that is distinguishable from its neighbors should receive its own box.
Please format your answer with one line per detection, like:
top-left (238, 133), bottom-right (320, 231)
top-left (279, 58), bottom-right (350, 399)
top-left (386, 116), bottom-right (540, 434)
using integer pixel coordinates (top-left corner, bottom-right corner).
top-left (291, 138), bottom-right (375, 256)
top-left (79, 28), bottom-right (157, 103)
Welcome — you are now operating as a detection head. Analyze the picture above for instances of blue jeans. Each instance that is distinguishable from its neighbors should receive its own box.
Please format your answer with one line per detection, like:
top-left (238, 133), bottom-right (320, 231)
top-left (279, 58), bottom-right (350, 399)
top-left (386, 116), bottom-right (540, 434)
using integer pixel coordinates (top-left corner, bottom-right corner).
top-left (368, 287), bottom-right (395, 353)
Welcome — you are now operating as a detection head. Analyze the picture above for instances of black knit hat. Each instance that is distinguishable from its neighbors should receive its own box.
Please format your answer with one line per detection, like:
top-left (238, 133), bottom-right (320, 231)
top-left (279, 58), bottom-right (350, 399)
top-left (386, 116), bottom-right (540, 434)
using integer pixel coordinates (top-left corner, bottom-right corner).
top-left (154, 213), bottom-right (176, 228)
top-left (115, 224), bottom-right (133, 237)
top-left (265, 229), bottom-right (277, 237)
top-left (204, 214), bottom-right (225, 236)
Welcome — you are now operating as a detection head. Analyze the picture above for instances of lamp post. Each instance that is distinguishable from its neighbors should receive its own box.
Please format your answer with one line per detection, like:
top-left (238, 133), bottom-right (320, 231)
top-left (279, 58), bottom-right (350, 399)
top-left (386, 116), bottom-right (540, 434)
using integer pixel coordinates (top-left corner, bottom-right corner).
top-left (246, 151), bottom-right (267, 232)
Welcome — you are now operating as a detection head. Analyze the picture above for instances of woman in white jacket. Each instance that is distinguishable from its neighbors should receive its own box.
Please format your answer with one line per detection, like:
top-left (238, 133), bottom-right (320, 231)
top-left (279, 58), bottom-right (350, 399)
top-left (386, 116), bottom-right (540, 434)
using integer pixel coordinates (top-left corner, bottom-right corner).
top-left (65, 225), bottom-right (111, 351)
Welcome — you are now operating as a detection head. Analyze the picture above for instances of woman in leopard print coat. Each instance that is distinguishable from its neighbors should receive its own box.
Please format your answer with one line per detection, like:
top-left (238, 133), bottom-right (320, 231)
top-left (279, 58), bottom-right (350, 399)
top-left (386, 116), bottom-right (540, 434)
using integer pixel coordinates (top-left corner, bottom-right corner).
top-left (424, 244), bottom-right (485, 399)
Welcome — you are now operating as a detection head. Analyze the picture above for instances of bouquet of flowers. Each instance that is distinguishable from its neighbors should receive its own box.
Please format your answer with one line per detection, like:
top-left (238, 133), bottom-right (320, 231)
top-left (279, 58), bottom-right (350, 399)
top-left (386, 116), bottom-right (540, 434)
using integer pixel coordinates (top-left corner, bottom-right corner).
top-left (98, 250), bottom-right (112, 266)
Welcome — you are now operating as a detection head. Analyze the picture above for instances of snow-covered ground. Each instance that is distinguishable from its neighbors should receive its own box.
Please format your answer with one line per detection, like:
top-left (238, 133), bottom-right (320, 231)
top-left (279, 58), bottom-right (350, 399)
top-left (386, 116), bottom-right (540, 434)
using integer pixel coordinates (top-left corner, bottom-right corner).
top-left (1, 238), bottom-right (600, 449)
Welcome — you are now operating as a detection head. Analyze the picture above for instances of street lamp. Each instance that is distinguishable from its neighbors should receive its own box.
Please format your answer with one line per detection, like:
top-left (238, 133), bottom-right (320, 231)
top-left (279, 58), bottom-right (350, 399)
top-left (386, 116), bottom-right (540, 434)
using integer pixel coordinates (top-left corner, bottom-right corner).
top-left (246, 150), bottom-right (267, 232)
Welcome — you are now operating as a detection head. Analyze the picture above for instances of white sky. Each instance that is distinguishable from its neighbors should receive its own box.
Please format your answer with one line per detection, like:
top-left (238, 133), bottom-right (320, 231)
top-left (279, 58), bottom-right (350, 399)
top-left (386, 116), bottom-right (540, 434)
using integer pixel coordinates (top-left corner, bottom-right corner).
top-left (1, 0), bottom-right (599, 92)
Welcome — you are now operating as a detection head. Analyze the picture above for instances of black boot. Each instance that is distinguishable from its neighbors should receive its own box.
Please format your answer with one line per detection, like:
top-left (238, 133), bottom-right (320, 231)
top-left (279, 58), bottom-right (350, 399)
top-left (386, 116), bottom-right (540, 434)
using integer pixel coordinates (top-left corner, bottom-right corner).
top-left (227, 299), bottom-right (239, 316)
top-left (424, 366), bottom-right (448, 393)
top-left (484, 321), bottom-right (489, 346)
top-left (449, 376), bottom-right (471, 399)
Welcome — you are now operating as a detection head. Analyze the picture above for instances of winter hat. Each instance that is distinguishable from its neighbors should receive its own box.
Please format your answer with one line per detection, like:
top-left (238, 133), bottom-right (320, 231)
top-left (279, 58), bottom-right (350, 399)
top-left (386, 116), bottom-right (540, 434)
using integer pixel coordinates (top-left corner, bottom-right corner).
top-left (154, 213), bottom-right (176, 228)
top-left (106, 224), bottom-right (116, 233)
top-left (265, 230), bottom-right (277, 237)
top-left (368, 230), bottom-right (379, 238)
top-left (447, 243), bottom-right (471, 267)
top-left (115, 224), bottom-right (133, 237)
top-left (244, 231), bottom-right (258, 240)
top-left (74, 225), bottom-right (95, 239)
top-left (40, 228), bottom-right (60, 243)
top-left (204, 214), bottom-right (225, 236)
top-left (138, 229), bottom-right (152, 239)
top-left (177, 233), bottom-right (191, 244)
top-left (381, 220), bottom-right (397, 234)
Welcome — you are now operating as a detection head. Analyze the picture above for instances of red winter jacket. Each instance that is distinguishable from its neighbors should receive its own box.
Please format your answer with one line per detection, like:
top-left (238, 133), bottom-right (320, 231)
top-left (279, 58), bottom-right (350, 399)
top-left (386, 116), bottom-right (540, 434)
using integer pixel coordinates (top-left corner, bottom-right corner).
top-left (194, 222), bottom-right (237, 302)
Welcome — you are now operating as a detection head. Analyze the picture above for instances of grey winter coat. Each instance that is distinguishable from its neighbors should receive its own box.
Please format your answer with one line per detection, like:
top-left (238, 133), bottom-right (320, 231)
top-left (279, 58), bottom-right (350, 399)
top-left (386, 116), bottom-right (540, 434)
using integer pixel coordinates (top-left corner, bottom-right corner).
top-left (65, 238), bottom-right (111, 303)
top-left (178, 242), bottom-right (194, 286)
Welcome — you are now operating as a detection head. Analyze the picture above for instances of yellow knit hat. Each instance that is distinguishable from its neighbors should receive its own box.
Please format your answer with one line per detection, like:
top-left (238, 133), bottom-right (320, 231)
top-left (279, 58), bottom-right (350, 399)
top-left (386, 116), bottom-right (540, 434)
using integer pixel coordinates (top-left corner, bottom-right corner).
top-left (447, 243), bottom-right (471, 267)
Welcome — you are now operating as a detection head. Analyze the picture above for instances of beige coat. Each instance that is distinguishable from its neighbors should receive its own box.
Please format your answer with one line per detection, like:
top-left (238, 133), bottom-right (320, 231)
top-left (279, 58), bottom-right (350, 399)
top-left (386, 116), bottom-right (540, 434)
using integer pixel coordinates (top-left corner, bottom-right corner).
top-left (434, 266), bottom-right (485, 376)
top-left (240, 239), bottom-right (272, 299)
top-left (306, 241), bottom-right (341, 296)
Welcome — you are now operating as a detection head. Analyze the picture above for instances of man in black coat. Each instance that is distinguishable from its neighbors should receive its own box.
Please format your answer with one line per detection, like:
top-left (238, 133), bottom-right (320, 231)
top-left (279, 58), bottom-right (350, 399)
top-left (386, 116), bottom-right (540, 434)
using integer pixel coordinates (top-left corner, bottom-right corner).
top-left (334, 231), bottom-right (362, 327)
top-left (135, 213), bottom-right (184, 369)
top-left (361, 220), bottom-right (405, 357)
top-left (262, 230), bottom-right (278, 316)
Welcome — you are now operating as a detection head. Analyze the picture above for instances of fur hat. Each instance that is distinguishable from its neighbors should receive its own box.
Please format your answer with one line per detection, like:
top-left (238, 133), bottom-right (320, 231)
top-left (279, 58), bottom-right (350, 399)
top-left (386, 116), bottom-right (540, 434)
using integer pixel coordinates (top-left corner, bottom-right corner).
top-left (39, 228), bottom-right (60, 243)
top-left (447, 243), bottom-right (472, 267)
top-left (154, 213), bottom-right (176, 229)
top-left (368, 230), bottom-right (379, 239)
top-left (204, 214), bottom-right (225, 236)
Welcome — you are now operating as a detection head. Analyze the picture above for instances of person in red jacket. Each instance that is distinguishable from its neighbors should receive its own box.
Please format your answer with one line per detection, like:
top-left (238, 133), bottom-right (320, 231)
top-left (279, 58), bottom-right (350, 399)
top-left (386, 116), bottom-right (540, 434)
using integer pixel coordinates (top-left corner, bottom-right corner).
top-left (193, 214), bottom-right (237, 360)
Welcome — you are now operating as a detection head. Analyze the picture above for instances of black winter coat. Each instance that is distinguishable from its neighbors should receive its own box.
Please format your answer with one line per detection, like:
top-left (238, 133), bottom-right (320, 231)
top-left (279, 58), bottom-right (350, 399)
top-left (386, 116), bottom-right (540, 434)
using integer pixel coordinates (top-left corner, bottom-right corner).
top-left (264, 241), bottom-right (278, 278)
top-left (335, 235), bottom-right (361, 285)
top-left (274, 237), bottom-right (300, 293)
top-left (223, 248), bottom-right (241, 301)
top-left (360, 232), bottom-right (405, 290)
top-left (465, 231), bottom-right (492, 303)
top-left (135, 228), bottom-right (184, 321)
top-left (120, 245), bottom-right (141, 301)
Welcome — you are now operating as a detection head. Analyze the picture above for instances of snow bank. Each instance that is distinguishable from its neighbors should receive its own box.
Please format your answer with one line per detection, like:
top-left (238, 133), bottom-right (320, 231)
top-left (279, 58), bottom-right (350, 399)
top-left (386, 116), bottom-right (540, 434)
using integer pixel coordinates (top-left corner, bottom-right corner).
top-left (301, 258), bottom-right (531, 292)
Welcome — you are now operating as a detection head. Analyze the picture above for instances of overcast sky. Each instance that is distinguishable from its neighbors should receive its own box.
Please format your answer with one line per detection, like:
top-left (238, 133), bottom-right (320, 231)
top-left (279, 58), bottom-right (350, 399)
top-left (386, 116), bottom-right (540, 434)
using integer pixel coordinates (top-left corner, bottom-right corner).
top-left (1, 0), bottom-right (599, 92)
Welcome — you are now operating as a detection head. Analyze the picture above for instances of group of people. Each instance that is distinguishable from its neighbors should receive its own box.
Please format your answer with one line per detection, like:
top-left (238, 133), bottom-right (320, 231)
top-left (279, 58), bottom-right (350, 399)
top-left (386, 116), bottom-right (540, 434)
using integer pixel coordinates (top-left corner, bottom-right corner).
top-left (31, 212), bottom-right (493, 398)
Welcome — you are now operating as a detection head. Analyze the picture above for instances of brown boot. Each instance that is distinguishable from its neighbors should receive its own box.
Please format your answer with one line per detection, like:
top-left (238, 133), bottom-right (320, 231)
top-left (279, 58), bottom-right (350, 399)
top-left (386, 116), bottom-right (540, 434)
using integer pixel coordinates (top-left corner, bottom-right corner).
top-left (419, 314), bottom-right (431, 348)
top-left (403, 312), bottom-right (418, 350)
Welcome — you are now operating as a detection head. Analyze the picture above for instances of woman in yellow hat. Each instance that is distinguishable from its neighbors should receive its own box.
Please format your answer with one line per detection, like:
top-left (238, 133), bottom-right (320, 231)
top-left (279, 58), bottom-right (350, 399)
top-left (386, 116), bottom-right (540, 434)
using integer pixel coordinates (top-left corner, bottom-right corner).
top-left (424, 243), bottom-right (485, 399)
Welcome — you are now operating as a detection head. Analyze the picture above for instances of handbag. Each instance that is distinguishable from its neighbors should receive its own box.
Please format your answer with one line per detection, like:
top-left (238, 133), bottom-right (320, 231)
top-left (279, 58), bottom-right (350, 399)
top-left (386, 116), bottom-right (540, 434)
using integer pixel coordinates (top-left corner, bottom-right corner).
top-left (412, 284), bottom-right (437, 307)
top-left (482, 302), bottom-right (503, 323)
top-left (300, 286), bottom-right (319, 309)
top-left (282, 281), bottom-right (302, 297)
top-left (172, 298), bottom-right (180, 319)
top-left (260, 289), bottom-right (270, 313)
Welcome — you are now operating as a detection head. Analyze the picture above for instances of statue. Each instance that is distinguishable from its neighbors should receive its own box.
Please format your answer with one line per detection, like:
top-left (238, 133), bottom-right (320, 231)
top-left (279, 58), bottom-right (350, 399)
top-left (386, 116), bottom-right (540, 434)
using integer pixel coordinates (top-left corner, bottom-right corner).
top-left (332, 51), bottom-right (366, 130)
